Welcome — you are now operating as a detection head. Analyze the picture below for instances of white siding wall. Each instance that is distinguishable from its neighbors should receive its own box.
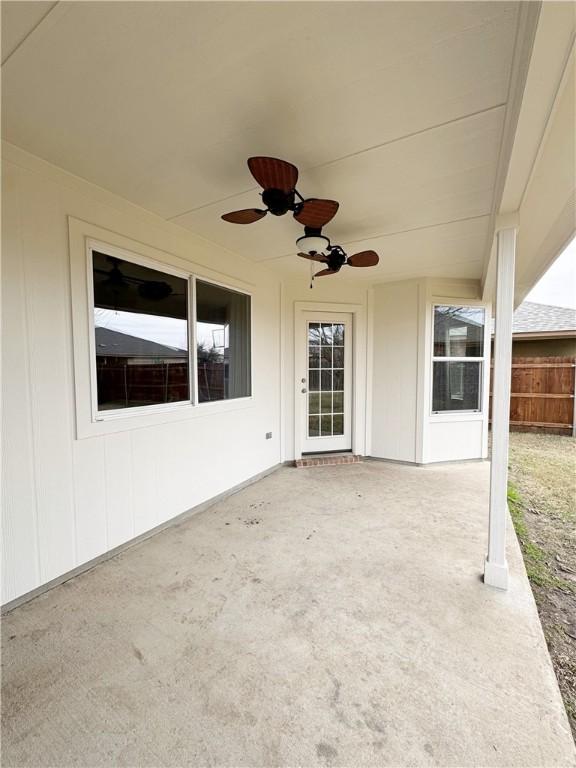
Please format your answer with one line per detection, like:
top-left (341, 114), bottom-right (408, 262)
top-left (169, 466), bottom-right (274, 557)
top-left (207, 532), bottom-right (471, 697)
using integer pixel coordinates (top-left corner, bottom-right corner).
top-left (370, 280), bottom-right (420, 462)
top-left (1, 144), bottom-right (282, 605)
top-left (370, 277), bottom-right (490, 464)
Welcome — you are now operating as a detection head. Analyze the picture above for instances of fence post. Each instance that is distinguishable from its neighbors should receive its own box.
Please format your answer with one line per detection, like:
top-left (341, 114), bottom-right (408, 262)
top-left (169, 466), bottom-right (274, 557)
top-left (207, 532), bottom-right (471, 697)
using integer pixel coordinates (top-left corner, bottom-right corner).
top-left (573, 363), bottom-right (576, 438)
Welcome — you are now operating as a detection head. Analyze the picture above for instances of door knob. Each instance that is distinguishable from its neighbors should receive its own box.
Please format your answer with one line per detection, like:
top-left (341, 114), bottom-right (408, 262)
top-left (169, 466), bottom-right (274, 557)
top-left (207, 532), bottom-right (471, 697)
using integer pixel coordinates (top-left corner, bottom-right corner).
top-left (301, 388), bottom-right (307, 394)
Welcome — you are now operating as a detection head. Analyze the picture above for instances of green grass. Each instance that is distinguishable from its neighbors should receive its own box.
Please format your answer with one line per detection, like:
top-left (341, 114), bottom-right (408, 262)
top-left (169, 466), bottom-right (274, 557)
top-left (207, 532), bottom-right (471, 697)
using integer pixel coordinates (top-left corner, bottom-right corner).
top-left (508, 484), bottom-right (574, 591)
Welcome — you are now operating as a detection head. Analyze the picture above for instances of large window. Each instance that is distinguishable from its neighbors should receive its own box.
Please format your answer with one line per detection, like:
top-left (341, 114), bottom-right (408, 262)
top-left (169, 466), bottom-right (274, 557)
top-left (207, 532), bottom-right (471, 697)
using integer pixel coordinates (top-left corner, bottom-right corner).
top-left (92, 251), bottom-right (190, 412)
top-left (432, 305), bottom-right (485, 413)
top-left (196, 280), bottom-right (251, 402)
top-left (90, 245), bottom-right (251, 417)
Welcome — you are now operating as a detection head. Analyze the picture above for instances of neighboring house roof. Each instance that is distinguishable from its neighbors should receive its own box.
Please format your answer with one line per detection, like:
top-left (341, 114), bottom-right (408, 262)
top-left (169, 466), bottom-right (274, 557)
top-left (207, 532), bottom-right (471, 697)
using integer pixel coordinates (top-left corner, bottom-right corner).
top-left (95, 326), bottom-right (187, 358)
top-left (491, 302), bottom-right (576, 338)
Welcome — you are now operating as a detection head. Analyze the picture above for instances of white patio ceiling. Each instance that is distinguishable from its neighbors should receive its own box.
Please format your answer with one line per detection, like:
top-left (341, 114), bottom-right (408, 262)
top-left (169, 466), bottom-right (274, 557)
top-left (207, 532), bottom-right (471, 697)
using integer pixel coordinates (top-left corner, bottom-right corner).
top-left (2, 1), bottom-right (522, 282)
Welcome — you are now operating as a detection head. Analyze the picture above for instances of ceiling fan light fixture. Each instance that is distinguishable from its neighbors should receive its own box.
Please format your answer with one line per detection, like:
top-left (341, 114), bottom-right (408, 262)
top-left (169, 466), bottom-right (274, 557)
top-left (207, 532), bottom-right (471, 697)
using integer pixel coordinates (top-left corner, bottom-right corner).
top-left (296, 234), bottom-right (331, 256)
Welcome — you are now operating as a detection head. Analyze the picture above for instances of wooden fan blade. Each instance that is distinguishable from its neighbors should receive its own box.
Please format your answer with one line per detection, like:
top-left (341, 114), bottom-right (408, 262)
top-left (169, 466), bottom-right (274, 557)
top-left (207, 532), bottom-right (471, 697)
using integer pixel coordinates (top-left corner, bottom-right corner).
top-left (298, 252), bottom-right (327, 263)
top-left (315, 268), bottom-right (338, 277)
top-left (294, 199), bottom-right (339, 227)
top-left (247, 157), bottom-right (298, 192)
top-left (221, 208), bottom-right (267, 224)
top-left (346, 250), bottom-right (379, 267)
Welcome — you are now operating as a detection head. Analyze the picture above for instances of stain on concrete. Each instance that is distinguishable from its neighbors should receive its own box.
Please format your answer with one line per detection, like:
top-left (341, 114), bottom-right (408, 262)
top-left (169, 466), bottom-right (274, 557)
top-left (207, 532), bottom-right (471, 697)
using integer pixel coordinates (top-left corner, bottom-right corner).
top-left (424, 742), bottom-right (434, 755)
top-left (327, 671), bottom-right (341, 706)
top-left (316, 742), bottom-right (338, 763)
top-left (362, 710), bottom-right (386, 735)
top-left (132, 645), bottom-right (144, 663)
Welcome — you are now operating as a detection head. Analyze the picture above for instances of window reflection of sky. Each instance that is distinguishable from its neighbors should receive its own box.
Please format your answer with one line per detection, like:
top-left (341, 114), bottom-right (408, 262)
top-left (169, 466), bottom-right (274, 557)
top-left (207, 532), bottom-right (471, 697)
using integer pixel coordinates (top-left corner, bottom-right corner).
top-left (95, 308), bottom-right (188, 350)
top-left (95, 310), bottom-right (228, 354)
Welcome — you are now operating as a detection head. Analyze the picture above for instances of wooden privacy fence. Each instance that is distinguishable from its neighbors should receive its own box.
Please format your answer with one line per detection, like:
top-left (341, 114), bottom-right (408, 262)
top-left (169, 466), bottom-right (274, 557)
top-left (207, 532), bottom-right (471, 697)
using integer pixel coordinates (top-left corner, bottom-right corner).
top-left (490, 356), bottom-right (576, 435)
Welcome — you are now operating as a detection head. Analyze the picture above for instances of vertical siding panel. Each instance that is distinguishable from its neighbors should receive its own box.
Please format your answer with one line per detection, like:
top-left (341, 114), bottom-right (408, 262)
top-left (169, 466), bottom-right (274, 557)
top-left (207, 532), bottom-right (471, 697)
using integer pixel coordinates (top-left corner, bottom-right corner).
top-left (155, 421), bottom-right (190, 524)
top-left (19, 169), bottom-right (77, 582)
top-left (131, 429), bottom-right (159, 536)
top-left (72, 439), bottom-right (107, 563)
top-left (1, 165), bottom-right (40, 602)
top-left (104, 432), bottom-right (134, 549)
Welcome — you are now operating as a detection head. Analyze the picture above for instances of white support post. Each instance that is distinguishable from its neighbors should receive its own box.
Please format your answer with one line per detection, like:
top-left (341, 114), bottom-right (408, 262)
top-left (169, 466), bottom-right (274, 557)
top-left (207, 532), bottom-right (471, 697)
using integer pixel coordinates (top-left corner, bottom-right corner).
top-left (484, 226), bottom-right (516, 590)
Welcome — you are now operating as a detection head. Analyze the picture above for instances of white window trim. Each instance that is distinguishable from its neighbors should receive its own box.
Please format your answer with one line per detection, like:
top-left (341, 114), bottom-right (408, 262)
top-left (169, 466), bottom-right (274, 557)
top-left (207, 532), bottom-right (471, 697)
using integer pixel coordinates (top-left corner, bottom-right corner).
top-left (429, 303), bottom-right (487, 417)
top-left (70, 218), bottom-right (254, 439)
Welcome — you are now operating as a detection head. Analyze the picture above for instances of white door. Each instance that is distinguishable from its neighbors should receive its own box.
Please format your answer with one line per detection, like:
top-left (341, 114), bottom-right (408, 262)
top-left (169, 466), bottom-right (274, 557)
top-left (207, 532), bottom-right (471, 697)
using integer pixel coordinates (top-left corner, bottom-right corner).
top-left (299, 312), bottom-right (353, 453)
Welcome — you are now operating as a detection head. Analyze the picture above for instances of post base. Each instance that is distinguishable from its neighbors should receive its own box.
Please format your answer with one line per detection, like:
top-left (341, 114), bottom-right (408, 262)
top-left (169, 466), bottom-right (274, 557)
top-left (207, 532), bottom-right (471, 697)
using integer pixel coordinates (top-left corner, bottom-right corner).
top-left (483, 556), bottom-right (509, 590)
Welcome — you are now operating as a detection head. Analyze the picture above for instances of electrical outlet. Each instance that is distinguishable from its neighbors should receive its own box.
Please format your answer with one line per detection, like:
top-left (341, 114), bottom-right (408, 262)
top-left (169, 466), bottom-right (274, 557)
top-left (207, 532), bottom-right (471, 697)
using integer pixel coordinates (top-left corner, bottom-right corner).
top-left (265, 432), bottom-right (272, 440)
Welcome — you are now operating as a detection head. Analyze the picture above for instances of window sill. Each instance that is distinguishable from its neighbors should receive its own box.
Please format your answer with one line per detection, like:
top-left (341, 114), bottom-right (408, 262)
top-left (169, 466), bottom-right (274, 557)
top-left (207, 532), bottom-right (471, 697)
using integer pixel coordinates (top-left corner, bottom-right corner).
top-left (429, 411), bottom-right (484, 422)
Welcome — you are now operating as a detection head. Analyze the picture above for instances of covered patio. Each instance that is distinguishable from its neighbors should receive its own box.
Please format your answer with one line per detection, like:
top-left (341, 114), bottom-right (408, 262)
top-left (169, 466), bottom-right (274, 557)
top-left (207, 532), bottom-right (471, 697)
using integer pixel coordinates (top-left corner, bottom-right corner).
top-left (2, 1), bottom-right (576, 764)
top-left (3, 461), bottom-right (574, 767)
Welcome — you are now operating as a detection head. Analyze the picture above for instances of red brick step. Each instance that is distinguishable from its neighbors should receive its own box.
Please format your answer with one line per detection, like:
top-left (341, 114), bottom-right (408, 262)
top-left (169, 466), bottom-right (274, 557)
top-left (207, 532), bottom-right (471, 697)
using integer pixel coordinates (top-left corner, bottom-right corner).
top-left (294, 454), bottom-right (362, 468)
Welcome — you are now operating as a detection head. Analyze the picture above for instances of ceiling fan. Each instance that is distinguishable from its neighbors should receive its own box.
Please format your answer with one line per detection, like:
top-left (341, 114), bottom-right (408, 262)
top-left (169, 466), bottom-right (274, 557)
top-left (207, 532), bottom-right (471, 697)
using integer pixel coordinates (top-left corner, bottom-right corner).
top-left (221, 157), bottom-right (339, 229)
top-left (298, 243), bottom-right (379, 277)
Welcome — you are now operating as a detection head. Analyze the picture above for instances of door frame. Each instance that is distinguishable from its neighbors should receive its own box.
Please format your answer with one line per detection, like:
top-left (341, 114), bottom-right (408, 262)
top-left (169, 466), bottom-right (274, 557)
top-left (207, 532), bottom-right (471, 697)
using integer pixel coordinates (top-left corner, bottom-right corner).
top-left (294, 301), bottom-right (367, 461)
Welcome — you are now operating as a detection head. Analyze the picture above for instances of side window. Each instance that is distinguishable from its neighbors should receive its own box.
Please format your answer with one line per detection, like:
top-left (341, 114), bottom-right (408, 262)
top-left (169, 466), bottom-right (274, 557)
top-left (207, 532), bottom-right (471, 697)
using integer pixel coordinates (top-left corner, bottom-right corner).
top-left (196, 280), bottom-right (251, 402)
top-left (432, 305), bottom-right (485, 413)
top-left (92, 250), bottom-right (190, 413)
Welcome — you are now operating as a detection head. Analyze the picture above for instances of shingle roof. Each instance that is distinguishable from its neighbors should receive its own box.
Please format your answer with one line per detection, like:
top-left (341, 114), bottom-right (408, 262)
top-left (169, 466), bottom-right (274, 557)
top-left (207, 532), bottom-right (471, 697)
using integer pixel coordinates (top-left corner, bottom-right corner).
top-left (95, 326), bottom-right (187, 357)
top-left (511, 302), bottom-right (576, 335)
top-left (491, 302), bottom-right (576, 335)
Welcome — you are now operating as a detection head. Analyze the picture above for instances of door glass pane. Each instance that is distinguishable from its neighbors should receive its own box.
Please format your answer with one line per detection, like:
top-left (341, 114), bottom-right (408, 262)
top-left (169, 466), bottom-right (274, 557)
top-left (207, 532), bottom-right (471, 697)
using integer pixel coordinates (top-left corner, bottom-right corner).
top-left (333, 391), bottom-right (343, 412)
top-left (321, 414), bottom-right (332, 435)
top-left (308, 347), bottom-right (320, 368)
top-left (333, 347), bottom-right (344, 368)
top-left (308, 323), bottom-right (321, 344)
top-left (321, 371), bottom-right (332, 391)
top-left (307, 321), bottom-right (346, 439)
top-left (321, 323), bottom-right (333, 344)
top-left (321, 347), bottom-right (333, 368)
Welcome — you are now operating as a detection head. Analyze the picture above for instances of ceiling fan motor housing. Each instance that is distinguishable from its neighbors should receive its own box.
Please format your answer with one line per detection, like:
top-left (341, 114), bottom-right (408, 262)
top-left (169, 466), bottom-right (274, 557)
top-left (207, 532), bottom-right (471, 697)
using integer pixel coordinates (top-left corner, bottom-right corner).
top-left (261, 188), bottom-right (294, 216)
top-left (327, 246), bottom-right (347, 272)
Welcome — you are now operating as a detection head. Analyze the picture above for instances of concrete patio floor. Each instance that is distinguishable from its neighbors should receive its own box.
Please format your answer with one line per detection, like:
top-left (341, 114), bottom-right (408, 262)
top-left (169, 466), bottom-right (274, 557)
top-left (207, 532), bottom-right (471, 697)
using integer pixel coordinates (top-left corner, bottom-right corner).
top-left (2, 460), bottom-right (575, 767)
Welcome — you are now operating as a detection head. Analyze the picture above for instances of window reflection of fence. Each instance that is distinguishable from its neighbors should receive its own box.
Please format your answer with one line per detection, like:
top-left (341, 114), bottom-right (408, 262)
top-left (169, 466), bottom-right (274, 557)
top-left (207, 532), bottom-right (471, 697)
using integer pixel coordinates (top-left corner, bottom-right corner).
top-left (490, 356), bottom-right (576, 435)
top-left (96, 358), bottom-right (189, 408)
top-left (197, 361), bottom-right (226, 402)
